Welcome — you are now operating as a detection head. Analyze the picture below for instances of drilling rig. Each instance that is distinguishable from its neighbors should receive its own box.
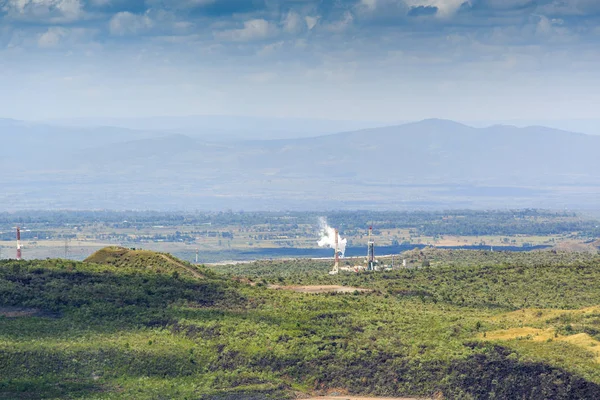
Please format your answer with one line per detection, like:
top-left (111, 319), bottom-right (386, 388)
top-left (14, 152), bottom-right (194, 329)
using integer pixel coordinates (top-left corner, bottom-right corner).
top-left (329, 228), bottom-right (340, 275)
top-left (367, 226), bottom-right (376, 271)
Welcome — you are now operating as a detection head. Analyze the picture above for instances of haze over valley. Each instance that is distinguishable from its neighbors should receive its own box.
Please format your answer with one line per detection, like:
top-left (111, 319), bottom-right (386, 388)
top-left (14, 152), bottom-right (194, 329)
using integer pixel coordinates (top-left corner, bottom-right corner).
top-left (2, 117), bottom-right (599, 211)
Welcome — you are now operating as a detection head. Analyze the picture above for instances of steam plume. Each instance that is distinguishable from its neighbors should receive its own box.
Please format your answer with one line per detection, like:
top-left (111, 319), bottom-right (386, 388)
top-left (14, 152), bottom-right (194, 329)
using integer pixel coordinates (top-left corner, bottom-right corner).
top-left (317, 217), bottom-right (347, 257)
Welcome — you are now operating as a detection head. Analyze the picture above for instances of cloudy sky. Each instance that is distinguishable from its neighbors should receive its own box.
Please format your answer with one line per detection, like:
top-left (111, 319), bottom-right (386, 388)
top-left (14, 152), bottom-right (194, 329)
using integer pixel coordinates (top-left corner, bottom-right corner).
top-left (1, 0), bottom-right (600, 122)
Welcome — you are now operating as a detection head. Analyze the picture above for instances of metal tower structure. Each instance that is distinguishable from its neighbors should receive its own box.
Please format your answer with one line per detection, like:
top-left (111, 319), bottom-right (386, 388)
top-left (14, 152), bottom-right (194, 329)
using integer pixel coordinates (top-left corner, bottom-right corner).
top-left (367, 226), bottom-right (375, 271)
top-left (16, 227), bottom-right (22, 260)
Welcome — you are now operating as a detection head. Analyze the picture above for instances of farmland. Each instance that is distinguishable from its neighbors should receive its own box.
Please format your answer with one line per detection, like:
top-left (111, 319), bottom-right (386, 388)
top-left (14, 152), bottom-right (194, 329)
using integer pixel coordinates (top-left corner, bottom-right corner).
top-left (1, 210), bottom-right (598, 263)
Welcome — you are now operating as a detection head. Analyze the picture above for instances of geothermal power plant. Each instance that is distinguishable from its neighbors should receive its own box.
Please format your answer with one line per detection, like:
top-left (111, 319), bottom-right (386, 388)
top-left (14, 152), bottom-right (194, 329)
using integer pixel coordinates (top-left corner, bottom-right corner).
top-left (319, 221), bottom-right (390, 275)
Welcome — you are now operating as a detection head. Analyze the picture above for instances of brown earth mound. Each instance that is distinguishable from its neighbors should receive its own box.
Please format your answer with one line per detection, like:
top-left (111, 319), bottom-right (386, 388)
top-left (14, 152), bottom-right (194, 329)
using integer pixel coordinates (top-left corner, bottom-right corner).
top-left (85, 247), bottom-right (204, 278)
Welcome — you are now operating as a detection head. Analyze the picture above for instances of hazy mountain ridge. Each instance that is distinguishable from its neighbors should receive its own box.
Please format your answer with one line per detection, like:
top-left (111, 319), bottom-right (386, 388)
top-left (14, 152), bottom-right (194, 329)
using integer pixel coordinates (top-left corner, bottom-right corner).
top-left (43, 115), bottom-right (388, 141)
top-left (2, 118), bottom-right (600, 210)
top-left (233, 119), bottom-right (600, 185)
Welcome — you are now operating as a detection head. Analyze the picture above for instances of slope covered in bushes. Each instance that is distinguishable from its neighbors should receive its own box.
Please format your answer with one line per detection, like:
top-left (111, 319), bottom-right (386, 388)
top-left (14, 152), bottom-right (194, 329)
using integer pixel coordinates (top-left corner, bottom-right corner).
top-left (85, 246), bottom-right (210, 278)
top-left (2, 249), bottom-right (600, 399)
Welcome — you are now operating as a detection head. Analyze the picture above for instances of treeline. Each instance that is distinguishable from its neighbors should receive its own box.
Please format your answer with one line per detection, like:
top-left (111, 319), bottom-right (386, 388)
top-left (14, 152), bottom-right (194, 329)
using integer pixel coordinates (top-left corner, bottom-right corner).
top-left (0, 230), bottom-right (55, 241)
top-left (418, 218), bottom-right (600, 237)
top-left (325, 209), bottom-right (599, 236)
top-left (1, 209), bottom-right (597, 237)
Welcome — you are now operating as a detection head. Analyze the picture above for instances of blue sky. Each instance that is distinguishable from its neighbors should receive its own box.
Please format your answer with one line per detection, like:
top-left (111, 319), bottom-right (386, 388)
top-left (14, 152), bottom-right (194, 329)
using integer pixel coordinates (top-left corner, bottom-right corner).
top-left (1, 0), bottom-right (600, 122)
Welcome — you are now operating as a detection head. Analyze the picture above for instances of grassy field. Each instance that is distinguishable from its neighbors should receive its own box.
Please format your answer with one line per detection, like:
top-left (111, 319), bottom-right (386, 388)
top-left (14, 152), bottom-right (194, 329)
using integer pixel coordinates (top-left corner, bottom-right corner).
top-left (2, 248), bottom-right (600, 398)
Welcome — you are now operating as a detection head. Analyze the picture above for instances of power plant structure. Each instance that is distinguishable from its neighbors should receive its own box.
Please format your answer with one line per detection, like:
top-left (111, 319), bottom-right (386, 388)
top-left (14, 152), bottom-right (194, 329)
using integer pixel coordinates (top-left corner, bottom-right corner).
top-left (367, 226), bottom-right (376, 271)
top-left (16, 227), bottom-right (22, 260)
top-left (327, 226), bottom-right (393, 275)
top-left (329, 229), bottom-right (341, 275)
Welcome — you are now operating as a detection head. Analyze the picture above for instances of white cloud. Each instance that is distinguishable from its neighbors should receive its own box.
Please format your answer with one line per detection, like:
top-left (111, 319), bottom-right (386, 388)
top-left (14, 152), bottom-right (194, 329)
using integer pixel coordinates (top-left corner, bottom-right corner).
top-left (283, 11), bottom-right (303, 34)
top-left (214, 19), bottom-right (276, 42)
top-left (55, 0), bottom-right (80, 17)
top-left (481, 0), bottom-right (531, 10)
top-left (532, 14), bottom-right (574, 43)
top-left (535, 15), bottom-right (553, 36)
top-left (537, 0), bottom-right (600, 16)
top-left (305, 16), bottom-right (319, 30)
top-left (257, 40), bottom-right (284, 56)
top-left (404, 0), bottom-right (469, 17)
top-left (38, 26), bottom-right (68, 47)
top-left (2, 0), bottom-right (83, 22)
top-left (5, 24), bottom-right (96, 49)
top-left (360, 0), bottom-right (378, 11)
top-left (324, 11), bottom-right (353, 32)
top-left (145, 0), bottom-right (215, 9)
top-left (109, 11), bottom-right (153, 36)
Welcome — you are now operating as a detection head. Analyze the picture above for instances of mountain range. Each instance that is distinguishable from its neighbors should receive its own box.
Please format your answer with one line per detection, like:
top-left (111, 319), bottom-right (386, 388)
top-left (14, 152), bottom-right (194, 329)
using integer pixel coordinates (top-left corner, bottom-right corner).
top-left (1, 117), bottom-right (599, 210)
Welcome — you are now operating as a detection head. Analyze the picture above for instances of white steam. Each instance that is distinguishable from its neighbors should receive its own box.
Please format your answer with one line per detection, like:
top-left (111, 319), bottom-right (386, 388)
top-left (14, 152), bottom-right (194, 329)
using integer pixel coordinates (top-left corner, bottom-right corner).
top-left (317, 217), bottom-right (347, 257)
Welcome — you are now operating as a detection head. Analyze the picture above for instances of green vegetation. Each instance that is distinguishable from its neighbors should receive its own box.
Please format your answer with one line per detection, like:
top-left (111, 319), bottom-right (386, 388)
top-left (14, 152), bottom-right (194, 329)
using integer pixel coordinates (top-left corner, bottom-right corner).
top-left (83, 246), bottom-right (208, 279)
top-left (2, 209), bottom-right (599, 257)
top-left (2, 248), bottom-right (600, 398)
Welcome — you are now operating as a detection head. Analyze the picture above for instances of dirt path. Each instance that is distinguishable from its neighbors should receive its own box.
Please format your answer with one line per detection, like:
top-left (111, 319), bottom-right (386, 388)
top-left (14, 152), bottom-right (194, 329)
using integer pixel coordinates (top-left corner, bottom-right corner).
top-left (268, 285), bottom-right (372, 294)
top-left (159, 255), bottom-right (204, 279)
top-left (0, 307), bottom-right (40, 318)
top-left (303, 397), bottom-right (428, 400)
top-left (0, 307), bottom-right (60, 318)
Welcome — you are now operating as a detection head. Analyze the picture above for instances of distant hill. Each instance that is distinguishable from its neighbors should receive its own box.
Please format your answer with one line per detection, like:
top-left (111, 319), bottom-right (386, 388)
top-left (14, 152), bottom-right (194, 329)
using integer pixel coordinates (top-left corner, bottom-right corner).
top-left (85, 246), bottom-right (207, 278)
top-left (44, 115), bottom-right (387, 141)
top-left (0, 122), bottom-right (162, 171)
top-left (2, 118), bottom-right (600, 210)
top-left (265, 119), bottom-right (600, 185)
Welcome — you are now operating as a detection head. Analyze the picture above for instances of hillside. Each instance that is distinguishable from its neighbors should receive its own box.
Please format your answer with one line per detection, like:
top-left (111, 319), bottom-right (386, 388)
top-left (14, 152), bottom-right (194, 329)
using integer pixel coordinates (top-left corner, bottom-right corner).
top-left (46, 115), bottom-right (383, 140)
top-left (84, 247), bottom-right (207, 278)
top-left (236, 119), bottom-right (600, 188)
top-left (2, 249), bottom-right (600, 398)
top-left (3, 119), bottom-right (600, 210)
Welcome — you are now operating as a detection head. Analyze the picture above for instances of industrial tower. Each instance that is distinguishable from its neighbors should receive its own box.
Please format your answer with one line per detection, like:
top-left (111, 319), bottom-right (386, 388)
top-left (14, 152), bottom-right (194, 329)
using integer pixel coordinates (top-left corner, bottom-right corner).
top-left (16, 227), bottom-right (22, 260)
top-left (367, 226), bottom-right (375, 270)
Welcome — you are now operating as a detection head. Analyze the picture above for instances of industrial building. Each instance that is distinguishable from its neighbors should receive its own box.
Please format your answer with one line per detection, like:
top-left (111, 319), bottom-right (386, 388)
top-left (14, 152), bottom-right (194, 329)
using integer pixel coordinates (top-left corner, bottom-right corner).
top-left (329, 226), bottom-right (393, 275)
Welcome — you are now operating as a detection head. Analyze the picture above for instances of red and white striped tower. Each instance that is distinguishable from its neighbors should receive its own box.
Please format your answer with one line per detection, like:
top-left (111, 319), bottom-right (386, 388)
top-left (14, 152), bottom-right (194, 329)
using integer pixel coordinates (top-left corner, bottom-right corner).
top-left (16, 227), bottom-right (22, 260)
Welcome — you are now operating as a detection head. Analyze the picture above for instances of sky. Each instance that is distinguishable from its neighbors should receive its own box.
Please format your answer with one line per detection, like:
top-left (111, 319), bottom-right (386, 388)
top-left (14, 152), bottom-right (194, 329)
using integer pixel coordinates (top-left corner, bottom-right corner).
top-left (1, 0), bottom-right (600, 122)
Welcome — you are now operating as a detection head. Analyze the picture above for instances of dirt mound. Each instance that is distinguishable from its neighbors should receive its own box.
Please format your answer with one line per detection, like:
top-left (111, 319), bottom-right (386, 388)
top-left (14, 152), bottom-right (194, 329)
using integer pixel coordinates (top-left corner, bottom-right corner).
top-left (84, 246), bottom-right (130, 264)
top-left (85, 247), bottom-right (204, 278)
